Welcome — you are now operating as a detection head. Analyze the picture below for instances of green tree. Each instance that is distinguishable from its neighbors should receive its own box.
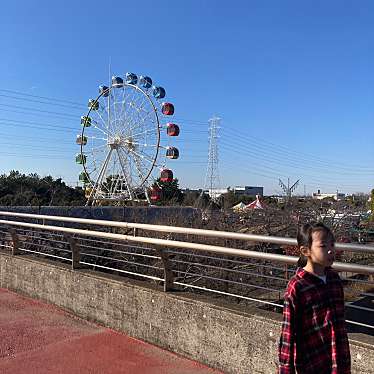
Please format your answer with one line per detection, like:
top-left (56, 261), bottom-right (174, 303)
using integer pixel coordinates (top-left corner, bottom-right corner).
top-left (152, 178), bottom-right (183, 205)
top-left (181, 190), bottom-right (200, 206)
top-left (222, 190), bottom-right (236, 210)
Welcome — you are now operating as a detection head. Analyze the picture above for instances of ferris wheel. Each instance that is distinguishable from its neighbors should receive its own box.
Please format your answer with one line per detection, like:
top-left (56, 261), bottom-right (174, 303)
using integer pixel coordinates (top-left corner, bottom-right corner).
top-left (76, 72), bottom-right (180, 205)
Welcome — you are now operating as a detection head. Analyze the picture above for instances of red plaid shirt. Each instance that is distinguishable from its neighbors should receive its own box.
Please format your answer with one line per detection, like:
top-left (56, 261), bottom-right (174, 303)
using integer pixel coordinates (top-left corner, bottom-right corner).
top-left (278, 268), bottom-right (351, 374)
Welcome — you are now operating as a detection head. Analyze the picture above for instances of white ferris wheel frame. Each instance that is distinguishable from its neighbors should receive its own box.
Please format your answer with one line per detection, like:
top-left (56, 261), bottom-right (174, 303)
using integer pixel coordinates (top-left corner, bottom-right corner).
top-left (80, 82), bottom-right (163, 204)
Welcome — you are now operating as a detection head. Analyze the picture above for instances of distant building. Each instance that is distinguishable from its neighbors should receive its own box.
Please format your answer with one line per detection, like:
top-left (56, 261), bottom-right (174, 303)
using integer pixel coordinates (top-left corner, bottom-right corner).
top-left (271, 195), bottom-right (286, 204)
top-left (182, 185), bottom-right (264, 199)
top-left (312, 189), bottom-right (345, 201)
top-left (200, 186), bottom-right (264, 199)
top-left (181, 188), bottom-right (203, 194)
top-left (233, 186), bottom-right (263, 197)
top-left (204, 188), bottom-right (230, 198)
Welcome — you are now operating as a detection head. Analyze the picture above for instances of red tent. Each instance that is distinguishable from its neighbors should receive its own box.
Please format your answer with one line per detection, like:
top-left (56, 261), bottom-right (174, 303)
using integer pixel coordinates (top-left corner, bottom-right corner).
top-left (245, 195), bottom-right (266, 210)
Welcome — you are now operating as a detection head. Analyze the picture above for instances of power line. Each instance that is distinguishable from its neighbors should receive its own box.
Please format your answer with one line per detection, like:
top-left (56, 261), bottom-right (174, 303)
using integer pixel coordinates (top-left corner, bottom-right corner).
top-left (0, 94), bottom-right (84, 111)
top-left (0, 88), bottom-right (371, 192)
top-left (223, 126), bottom-right (373, 171)
top-left (0, 141), bottom-right (76, 153)
top-left (0, 118), bottom-right (77, 130)
top-left (220, 138), bottom-right (374, 176)
top-left (220, 143), bottom-right (370, 188)
top-left (0, 108), bottom-right (77, 122)
top-left (220, 158), bottom-right (369, 190)
top-left (0, 103), bottom-right (79, 119)
top-left (0, 88), bottom-right (86, 107)
top-left (0, 150), bottom-right (71, 160)
top-left (0, 87), bottom-right (371, 170)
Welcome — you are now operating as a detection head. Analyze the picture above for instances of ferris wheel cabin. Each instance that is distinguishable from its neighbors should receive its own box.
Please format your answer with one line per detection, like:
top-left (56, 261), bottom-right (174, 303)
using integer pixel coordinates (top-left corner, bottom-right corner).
top-left (153, 86), bottom-right (166, 99)
top-left (167, 123), bottom-right (180, 136)
top-left (76, 135), bottom-right (87, 145)
top-left (84, 187), bottom-right (93, 199)
top-left (162, 102), bottom-right (174, 115)
top-left (99, 85), bottom-right (109, 97)
top-left (150, 186), bottom-right (162, 201)
top-left (75, 154), bottom-right (87, 164)
top-left (126, 72), bottom-right (138, 85)
top-left (81, 116), bottom-right (91, 127)
top-left (112, 76), bottom-right (124, 88)
top-left (160, 169), bottom-right (173, 182)
top-left (79, 172), bottom-right (89, 184)
top-left (166, 147), bottom-right (179, 159)
top-left (139, 76), bottom-right (152, 89)
top-left (88, 99), bottom-right (99, 111)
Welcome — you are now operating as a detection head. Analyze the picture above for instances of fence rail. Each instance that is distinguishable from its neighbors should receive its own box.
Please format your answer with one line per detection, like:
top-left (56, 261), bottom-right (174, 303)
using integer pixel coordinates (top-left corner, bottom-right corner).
top-left (0, 211), bottom-right (373, 334)
top-left (0, 211), bottom-right (373, 254)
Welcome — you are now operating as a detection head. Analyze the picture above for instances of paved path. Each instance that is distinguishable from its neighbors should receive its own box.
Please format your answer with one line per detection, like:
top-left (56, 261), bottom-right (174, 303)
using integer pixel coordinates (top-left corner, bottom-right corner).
top-left (0, 289), bottom-right (223, 374)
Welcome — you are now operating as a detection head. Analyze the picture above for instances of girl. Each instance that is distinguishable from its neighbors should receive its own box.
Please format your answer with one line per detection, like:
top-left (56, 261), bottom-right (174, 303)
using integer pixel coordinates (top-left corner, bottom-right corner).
top-left (278, 222), bottom-right (351, 374)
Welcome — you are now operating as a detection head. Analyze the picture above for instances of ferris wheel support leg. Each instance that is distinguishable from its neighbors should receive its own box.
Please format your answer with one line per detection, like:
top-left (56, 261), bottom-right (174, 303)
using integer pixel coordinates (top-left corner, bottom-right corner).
top-left (111, 174), bottom-right (121, 198)
top-left (88, 148), bottom-right (114, 205)
top-left (115, 148), bottom-right (134, 200)
top-left (144, 187), bottom-right (151, 205)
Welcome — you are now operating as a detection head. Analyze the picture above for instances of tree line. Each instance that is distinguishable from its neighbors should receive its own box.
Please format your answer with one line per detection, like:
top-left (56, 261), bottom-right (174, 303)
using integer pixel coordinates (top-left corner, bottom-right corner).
top-left (0, 171), bottom-right (86, 206)
top-left (0, 171), bottom-right (371, 218)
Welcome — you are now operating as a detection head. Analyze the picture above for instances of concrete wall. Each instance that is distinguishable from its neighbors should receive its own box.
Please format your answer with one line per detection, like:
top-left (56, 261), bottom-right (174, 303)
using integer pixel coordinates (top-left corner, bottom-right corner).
top-left (0, 253), bottom-right (373, 374)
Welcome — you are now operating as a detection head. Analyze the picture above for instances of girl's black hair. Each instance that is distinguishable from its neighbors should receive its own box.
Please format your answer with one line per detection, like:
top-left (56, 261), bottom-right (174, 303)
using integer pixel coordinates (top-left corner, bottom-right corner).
top-left (296, 222), bottom-right (335, 268)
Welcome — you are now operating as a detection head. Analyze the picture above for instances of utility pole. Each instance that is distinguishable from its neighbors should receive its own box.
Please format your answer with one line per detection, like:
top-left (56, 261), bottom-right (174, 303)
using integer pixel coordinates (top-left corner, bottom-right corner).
top-left (204, 116), bottom-right (221, 202)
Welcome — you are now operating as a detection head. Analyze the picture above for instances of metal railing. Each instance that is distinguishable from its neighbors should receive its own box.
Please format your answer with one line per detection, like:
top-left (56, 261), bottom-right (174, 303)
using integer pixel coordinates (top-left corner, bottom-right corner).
top-left (0, 211), bottom-right (373, 335)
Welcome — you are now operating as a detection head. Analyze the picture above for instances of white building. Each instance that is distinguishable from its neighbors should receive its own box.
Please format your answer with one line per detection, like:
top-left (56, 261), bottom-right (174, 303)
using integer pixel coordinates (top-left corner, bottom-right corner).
top-left (205, 186), bottom-right (264, 199)
top-left (312, 190), bottom-right (345, 201)
top-left (205, 188), bottom-right (230, 198)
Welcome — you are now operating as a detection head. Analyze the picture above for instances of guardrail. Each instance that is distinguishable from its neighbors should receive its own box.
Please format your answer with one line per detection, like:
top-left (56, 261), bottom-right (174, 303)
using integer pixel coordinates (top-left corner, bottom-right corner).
top-left (0, 211), bottom-right (373, 334)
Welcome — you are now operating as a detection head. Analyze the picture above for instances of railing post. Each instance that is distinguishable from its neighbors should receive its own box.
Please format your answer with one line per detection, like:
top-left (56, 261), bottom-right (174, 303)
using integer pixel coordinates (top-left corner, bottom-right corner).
top-left (285, 264), bottom-right (289, 280)
top-left (156, 247), bottom-right (174, 292)
top-left (64, 235), bottom-right (81, 270)
top-left (9, 228), bottom-right (21, 255)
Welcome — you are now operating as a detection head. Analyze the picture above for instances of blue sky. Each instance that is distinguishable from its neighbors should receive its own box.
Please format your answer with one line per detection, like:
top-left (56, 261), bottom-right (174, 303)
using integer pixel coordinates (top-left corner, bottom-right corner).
top-left (0, 0), bottom-right (373, 195)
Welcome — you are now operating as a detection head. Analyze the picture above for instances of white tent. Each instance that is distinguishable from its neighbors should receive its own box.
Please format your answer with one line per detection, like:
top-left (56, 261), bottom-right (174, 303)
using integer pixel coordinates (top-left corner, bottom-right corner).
top-left (232, 202), bottom-right (247, 211)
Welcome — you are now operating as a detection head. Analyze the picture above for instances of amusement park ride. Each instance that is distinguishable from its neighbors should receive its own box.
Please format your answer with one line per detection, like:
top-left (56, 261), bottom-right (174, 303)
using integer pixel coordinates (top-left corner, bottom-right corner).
top-left (76, 72), bottom-right (180, 206)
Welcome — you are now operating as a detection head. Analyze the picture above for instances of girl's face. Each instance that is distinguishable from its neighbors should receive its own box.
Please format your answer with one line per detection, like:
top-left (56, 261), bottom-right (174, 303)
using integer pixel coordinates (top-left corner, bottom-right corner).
top-left (307, 230), bottom-right (336, 267)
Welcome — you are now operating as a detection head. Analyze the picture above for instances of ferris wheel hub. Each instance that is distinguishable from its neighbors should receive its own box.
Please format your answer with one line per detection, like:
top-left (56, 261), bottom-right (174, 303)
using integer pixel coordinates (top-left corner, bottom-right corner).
top-left (107, 135), bottom-right (123, 148)
top-left (124, 137), bottom-right (136, 151)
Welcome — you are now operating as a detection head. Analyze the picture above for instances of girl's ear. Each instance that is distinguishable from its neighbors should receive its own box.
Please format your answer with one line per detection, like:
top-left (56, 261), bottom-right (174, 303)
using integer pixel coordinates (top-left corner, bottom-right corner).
top-left (300, 246), bottom-right (310, 257)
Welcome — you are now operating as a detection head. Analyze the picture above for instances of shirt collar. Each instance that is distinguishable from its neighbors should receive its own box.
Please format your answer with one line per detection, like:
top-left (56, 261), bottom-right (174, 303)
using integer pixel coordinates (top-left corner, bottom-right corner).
top-left (296, 267), bottom-right (332, 283)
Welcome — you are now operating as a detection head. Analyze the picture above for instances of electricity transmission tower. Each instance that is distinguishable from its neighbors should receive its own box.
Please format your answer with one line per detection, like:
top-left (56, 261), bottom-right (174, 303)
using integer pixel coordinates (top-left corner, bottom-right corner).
top-left (204, 116), bottom-right (221, 202)
top-left (279, 178), bottom-right (300, 200)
